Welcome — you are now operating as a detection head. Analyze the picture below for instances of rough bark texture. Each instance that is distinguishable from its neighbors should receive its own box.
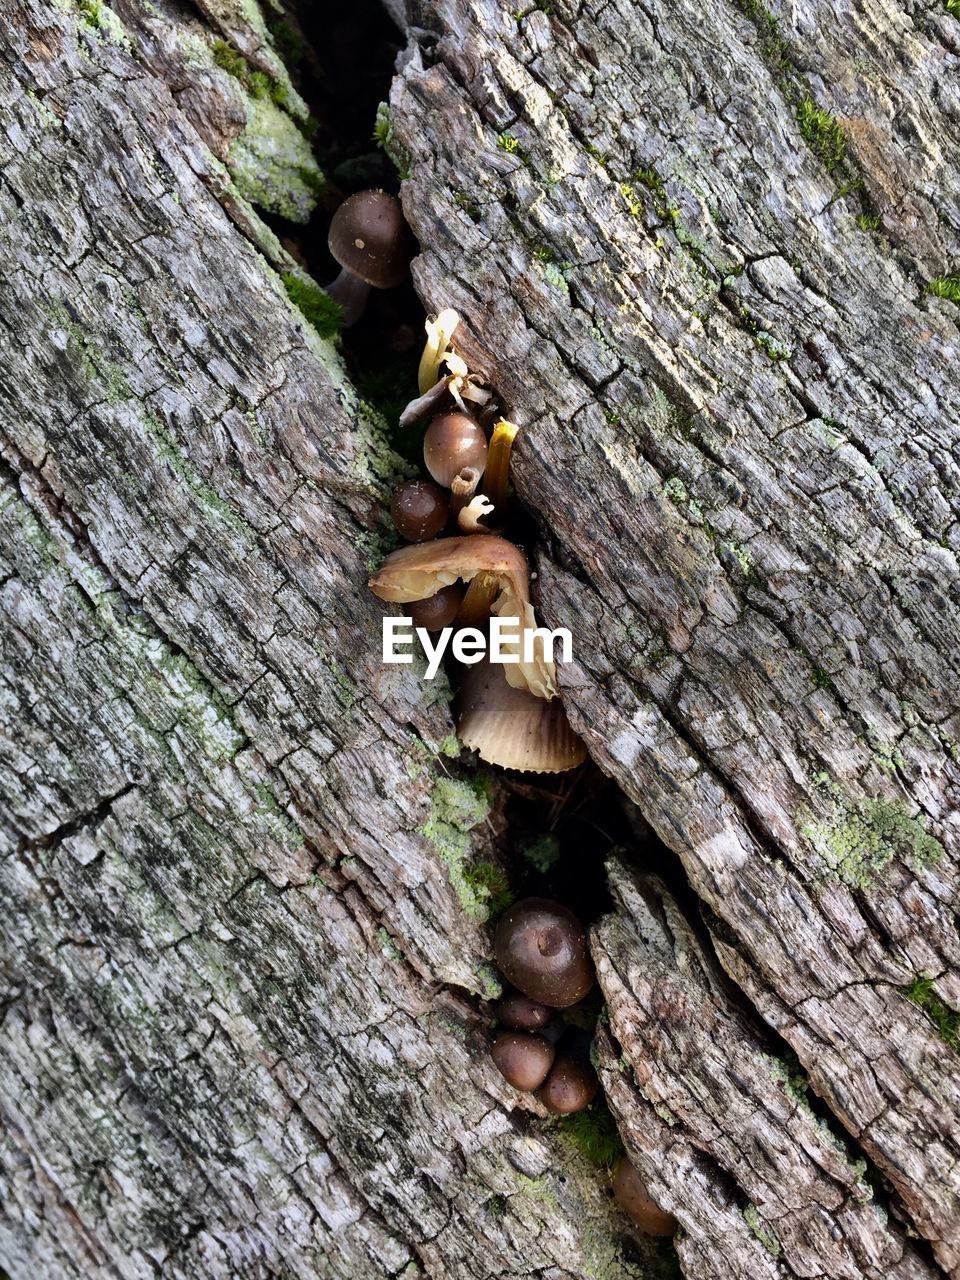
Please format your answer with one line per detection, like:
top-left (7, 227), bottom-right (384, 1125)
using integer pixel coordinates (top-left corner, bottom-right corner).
top-left (1, 0), bottom-right (958, 1277)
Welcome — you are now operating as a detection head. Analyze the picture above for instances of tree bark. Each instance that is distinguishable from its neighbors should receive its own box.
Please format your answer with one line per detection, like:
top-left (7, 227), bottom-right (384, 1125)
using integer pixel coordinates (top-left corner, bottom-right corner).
top-left (1, 0), bottom-right (958, 1278)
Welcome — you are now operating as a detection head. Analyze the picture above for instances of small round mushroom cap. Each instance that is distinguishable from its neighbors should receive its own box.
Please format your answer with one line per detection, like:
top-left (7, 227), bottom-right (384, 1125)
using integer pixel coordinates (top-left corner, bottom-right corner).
top-left (490, 1031), bottom-right (555, 1091)
top-left (612, 1159), bottom-right (678, 1236)
top-left (423, 412), bottom-right (488, 487)
top-left (391, 480), bottom-right (449, 542)
top-left (494, 898), bottom-right (593, 1007)
top-left (536, 1054), bottom-right (598, 1114)
top-left (409, 585), bottom-right (462, 632)
top-left (328, 190), bottom-right (411, 289)
top-left (494, 991), bottom-right (553, 1032)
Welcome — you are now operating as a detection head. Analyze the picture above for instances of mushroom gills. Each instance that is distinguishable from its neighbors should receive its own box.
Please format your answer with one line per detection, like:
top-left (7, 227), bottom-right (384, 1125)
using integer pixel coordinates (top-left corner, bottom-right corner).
top-left (456, 660), bottom-right (585, 774)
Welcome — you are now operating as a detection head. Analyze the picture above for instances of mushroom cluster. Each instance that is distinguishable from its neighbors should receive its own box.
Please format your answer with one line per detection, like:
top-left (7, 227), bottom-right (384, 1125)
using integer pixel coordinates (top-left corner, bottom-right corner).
top-left (367, 307), bottom-right (586, 772)
top-left (487, 898), bottom-right (599, 1113)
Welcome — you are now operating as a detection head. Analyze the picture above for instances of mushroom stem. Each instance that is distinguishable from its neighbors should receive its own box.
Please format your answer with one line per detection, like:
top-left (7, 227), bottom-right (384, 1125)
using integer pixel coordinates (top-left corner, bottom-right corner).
top-left (324, 268), bottom-right (372, 327)
top-left (449, 466), bottom-right (481, 521)
top-left (418, 308), bottom-right (461, 393)
top-left (483, 420), bottom-right (519, 515)
top-left (457, 572), bottom-right (500, 627)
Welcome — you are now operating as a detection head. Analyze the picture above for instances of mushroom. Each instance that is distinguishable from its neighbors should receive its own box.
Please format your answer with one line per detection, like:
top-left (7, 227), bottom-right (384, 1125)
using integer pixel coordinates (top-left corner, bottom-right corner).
top-left (490, 1031), bottom-right (555, 1091)
top-left (368, 535), bottom-right (557, 698)
top-left (325, 190), bottom-right (411, 326)
top-left (496, 896), bottom-right (593, 1003)
top-left (612, 1159), bottom-right (678, 1236)
top-left (390, 479), bottom-right (449, 543)
top-left (494, 898), bottom-right (593, 1007)
top-left (482, 420), bottom-right (519, 515)
top-left (423, 412), bottom-right (489, 488)
top-left (457, 659), bottom-right (585, 773)
top-left (458, 495), bottom-right (495, 533)
top-left (409, 585), bottom-right (463, 631)
top-left (536, 1054), bottom-right (599, 1114)
top-left (418, 308), bottom-right (461, 393)
top-left (494, 991), bottom-right (553, 1032)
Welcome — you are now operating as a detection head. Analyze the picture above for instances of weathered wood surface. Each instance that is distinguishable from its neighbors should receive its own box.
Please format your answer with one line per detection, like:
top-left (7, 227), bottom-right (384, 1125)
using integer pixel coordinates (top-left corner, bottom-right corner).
top-left (1, 0), bottom-right (959, 1276)
top-left (390, 0), bottom-right (960, 1273)
top-left (0, 3), bottom-right (663, 1277)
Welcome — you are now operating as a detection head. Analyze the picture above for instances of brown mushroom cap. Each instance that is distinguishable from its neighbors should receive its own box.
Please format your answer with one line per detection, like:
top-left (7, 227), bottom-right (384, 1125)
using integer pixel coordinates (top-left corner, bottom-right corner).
top-left (490, 1031), bottom-right (555, 1091)
top-left (409, 585), bottom-right (462, 631)
top-left (536, 1054), bottom-right (598, 1114)
top-left (494, 898), bottom-right (594, 1007)
top-left (456, 659), bottom-right (585, 773)
top-left (390, 480), bottom-right (449, 543)
top-left (328, 190), bottom-right (411, 289)
top-left (423, 412), bottom-right (489, 488)
top-left (368, 535), bottom-right (556, 699)
top-left (494, 991), bottom-right (554, 1032)
top-left (612, 1159), bottom-right (678, 1236)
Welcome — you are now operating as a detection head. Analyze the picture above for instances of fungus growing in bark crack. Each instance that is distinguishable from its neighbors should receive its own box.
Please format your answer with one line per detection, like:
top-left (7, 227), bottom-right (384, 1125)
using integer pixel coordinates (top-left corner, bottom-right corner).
top-left (490, 1031), bottom-right (555, 1091)
top-left (536, 1054), bottom-right (599, 1114)
top-left (612, 1159), bottom-right (678, 1236)
top-left (423, 411), bottom-right (489, 488)
top-left (409, 585), bottom-right (463, 631)
top-left (418, 307), bottom-right (462, 393)
top-left (390, 479), bottom-right (449, 543)
top-left (457, 660), bottom-right (586, 773)
top-left (482, 419), bottom-right (519, 516)
top-left (494, 898), bottom-right (594, 1007)
top-left (458, 494), bottom-right (496, 533)
top-left (325, 190), bottom-right (411, 326)
top-left (368, 535), bottom-right (557, 698)
top-left (449, 466), bottom-right (481, 524)
top-left (494, 990), bottom-right (554, 1031)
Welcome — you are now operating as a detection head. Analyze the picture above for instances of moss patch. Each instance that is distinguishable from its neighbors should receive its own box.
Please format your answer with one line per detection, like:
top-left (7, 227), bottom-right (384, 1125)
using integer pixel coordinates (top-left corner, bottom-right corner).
top-left (229, 96), bottom-right (324, 223)
top-left (521, 833), bottom-right (561, 873)
top-left (420, 776), bottom-right (502, 920)
top-left (555, 1099), bottom-right (624, 1170)
top-left (903, 976), bottom-right (960, 1052)
top-left (281, 274), bottom-right (342, 338)
top-left (803, 783), bottom-right (944, 889)
top-left (742, 1204), bottom-right (781, 1258)
top-left (926, 273), bottom-right (960, 304)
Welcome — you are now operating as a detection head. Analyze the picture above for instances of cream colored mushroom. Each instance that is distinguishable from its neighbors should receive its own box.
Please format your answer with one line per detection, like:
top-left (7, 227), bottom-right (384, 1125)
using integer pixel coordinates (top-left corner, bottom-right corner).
top-left (368, 534), bottom-right (556, 698)
top-left (456, 659), bottom-right (585, 773)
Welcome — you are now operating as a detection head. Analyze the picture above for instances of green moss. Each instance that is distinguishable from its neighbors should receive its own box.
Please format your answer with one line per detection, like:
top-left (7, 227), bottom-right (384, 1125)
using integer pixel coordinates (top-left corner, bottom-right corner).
top-left (521, 833), bottom-right (560, 873)
top-left (281, 274), bottom-right (342, 338)
top-left (802, 783), bottom-right (944, 888)
top-left (453, 192), bottom-right (482, 223)
top-left (498, 132), bottom-right (520, 153)
top-left (439, 735), bottom-right (461, 759)
top-left (742, 1204), bottom-right (781, 1258)
top-left (76, 0), bottom-right (129, 44)
top-left (796, 97), bottom-right (846, 173)
top-left (948, 0), bottom-right (960, 17)
top-left (373, 103), bottom-right (412, 179)
top-left (377, 927), bottom-right (401, 961)
top-left (229, 96), bottom-right (324, 223)
top-left (554, 1101), bottom-right (624, 1170)
top-left (926, 274), bottom-right (960, 303)
top-left (420, 776), bottom-right (500, 919)
top-left (856, 212), bottom-right (881, 232)
top-left (903, 976), bottom-right (960, 1052)
top-left (633, 167), bottom-right (680, 222)
top-left (811, 667), bottom-right (832, 690)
